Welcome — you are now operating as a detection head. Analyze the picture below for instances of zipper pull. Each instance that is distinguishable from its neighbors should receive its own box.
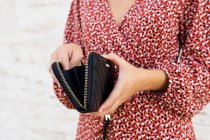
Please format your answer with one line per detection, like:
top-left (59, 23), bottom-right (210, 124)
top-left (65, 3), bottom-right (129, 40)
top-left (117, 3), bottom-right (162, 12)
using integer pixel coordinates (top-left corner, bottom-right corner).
top-left (103, 115), bottom-right (110, 140)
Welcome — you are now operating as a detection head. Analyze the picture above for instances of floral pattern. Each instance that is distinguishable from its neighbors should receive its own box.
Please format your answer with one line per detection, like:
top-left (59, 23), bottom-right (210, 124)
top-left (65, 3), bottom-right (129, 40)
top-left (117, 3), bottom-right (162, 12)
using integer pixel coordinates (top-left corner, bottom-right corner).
top-left (53, 0), bottom-right (210, 139)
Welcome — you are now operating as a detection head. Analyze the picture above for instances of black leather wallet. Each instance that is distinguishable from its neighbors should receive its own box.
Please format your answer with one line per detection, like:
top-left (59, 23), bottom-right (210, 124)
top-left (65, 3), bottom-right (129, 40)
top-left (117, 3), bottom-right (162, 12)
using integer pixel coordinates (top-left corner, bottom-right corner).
top-left (51, 52), bottom-right (116, 113)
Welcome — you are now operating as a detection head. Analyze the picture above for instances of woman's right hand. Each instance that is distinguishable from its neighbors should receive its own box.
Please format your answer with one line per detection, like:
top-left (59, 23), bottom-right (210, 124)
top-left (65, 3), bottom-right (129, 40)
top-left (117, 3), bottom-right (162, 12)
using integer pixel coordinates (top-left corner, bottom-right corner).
top-left (49, 43), bottom-right (84, 82)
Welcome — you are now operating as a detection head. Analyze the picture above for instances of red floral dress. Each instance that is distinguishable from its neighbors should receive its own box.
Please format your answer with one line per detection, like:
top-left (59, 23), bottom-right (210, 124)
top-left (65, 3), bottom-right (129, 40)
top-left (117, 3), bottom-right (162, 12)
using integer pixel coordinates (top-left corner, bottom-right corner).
top-left (53, 0), bottom-right (210, 139)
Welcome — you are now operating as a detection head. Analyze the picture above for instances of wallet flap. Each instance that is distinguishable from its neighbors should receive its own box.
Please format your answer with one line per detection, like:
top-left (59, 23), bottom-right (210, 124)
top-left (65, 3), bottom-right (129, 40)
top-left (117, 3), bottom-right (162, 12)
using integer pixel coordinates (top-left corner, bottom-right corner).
top-left (86, 52), bottom-right (115, 112)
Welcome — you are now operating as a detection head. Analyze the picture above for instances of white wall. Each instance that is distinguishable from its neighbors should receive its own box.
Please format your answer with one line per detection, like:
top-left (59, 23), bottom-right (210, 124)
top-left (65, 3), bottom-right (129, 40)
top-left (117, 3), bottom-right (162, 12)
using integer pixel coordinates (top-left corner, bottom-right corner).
top-left (0, 0), bottom-right (209, 139)
top-left (0, 0), bottom-right (78, 140)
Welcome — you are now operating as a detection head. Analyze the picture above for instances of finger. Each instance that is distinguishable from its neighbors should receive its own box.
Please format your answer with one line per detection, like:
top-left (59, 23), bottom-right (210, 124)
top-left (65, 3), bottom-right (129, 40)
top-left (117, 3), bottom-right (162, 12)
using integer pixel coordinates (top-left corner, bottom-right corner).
top-left (87, 112), bottom-right (102, 117)
top-left (98, 81), bottom-right (123, 112)
top-left (77, 60), bottom-right (84, 66)
top-left (99, 93), bottom-right (129, 116)
top-left (69, 51), bottom-right (84, 68)
top-left (102, 53), bottom-right (125, 67)
top-left (49, 53), bottom-right (58, 82)
top-left (55, 45), bottom-right (73, 70)
top-left (99, 105), bottom-right (117, 116)
top-left (91, 112), bottom-right (100, 117)
top-left (59, 54), bottom-right (71, 70)
top-left (65, 43), bottom-right (84, 68)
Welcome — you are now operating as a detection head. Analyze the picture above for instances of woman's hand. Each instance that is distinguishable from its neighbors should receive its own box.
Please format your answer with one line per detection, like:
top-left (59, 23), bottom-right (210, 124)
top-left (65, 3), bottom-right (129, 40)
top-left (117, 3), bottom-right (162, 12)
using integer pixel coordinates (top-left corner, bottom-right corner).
top-left (88, 53), bottom-right (147, 117)
top-left (88, 53), bottom-right (168, 117)
top-left (49, 43), bottom-right (84, 81)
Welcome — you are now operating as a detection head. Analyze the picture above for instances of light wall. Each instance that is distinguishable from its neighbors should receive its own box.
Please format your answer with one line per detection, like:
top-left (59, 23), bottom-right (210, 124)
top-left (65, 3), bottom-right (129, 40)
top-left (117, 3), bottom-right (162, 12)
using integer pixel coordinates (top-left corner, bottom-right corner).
top-left (0, 0), bottom-right (209, 139)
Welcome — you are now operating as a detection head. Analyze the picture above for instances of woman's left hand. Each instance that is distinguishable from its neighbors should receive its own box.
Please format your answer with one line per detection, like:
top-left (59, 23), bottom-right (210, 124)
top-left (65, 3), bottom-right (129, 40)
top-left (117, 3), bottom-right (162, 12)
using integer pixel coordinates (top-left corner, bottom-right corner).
top-left (88, 53), bottom-right (149, 117)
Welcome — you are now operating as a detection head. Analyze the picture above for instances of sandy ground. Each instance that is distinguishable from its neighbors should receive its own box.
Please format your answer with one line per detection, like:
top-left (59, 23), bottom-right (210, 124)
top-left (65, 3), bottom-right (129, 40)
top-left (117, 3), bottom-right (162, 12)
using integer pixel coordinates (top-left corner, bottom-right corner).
top-left (0, 0), bottom-right (209, 140)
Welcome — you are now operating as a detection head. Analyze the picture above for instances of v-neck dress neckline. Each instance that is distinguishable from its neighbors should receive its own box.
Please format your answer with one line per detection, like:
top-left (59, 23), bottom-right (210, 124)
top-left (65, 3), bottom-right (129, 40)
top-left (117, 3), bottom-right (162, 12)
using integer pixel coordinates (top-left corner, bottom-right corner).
top-left (104, 0), bottom-right (139, 31)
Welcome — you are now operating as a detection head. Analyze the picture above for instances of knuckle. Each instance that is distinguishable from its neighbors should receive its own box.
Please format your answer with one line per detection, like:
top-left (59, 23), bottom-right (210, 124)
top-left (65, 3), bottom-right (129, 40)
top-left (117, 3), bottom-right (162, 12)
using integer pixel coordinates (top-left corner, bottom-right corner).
top-left (59, 55), bottom-right (68, 61)
top-left (63, 44), bottom-right (70, 48)
top-left (66, 43), bottom-right (77, 49)
top-left (51, 52), bottom-right (56, 58)
top-left (58, 46), bottom-right (67, 53)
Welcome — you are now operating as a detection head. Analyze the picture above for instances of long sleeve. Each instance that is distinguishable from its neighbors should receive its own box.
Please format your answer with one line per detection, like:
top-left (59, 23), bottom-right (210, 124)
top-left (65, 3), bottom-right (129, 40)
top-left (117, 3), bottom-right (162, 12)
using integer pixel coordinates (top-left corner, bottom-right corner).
top-left (53, 0), bottom-right (83, 109)
top-left (154, 0), bottom-right (210, 117)
top-left (63, 0), bottom-right (83, 47)
top-left (53, 81), bottom-right (75, 109)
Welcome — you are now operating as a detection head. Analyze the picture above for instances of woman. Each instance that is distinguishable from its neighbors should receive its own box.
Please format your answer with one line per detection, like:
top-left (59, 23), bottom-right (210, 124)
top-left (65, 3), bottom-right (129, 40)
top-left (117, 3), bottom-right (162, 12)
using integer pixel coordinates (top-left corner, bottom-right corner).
top-left (49, 0), bottom-right (209, 139)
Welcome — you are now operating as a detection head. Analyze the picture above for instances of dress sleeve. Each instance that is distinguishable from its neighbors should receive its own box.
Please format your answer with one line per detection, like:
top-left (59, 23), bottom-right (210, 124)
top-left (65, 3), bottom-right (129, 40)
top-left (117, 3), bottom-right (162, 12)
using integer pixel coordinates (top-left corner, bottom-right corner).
top-left (154, 0), bottom-right (210, 117)
top-left (53, 0), bottom-right (84, 109)
top-left (53, 81), bottom-right (75, 109)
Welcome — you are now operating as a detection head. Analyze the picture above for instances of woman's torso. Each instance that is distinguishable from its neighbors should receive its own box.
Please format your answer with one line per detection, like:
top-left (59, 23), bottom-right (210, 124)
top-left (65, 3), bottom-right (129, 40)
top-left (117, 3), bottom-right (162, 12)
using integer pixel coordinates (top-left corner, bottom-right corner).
top-left (74, 0), bottom-right (195, 139)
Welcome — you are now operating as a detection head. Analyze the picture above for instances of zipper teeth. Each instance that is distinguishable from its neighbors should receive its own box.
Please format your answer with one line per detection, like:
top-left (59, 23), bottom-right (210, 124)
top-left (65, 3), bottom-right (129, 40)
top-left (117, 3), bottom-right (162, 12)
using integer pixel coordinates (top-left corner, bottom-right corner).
top-left (56, 61), bottom-right (86, 110)
top-left (83, 60), bottom-right (89, 109)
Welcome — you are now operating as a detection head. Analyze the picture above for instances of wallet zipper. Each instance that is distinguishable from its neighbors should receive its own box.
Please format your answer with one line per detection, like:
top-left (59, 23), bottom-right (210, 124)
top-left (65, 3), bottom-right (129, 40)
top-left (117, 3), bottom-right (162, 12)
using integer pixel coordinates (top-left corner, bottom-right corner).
top-left (83, 63), bottom-right (88, 109)
top-left (56, 60), bottom-right (87, 110)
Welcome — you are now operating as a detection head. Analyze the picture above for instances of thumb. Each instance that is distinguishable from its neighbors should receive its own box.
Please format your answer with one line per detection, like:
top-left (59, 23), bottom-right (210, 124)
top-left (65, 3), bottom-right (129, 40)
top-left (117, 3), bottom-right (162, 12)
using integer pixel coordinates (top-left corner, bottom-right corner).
top-left (102, 53), bottom-right (123, 66)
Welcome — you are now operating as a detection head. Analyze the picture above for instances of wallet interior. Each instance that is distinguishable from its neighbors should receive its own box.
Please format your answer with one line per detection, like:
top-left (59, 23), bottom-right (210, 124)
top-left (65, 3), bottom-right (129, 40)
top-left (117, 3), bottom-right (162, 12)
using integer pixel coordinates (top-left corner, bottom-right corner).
top-left (62, 65), bottom-right (85, 106)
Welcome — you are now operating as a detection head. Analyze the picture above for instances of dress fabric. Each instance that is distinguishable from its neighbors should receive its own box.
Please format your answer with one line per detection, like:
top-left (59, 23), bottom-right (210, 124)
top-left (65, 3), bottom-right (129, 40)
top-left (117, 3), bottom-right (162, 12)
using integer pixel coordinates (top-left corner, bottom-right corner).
top-left (53, 0), bottom-right (210, 139)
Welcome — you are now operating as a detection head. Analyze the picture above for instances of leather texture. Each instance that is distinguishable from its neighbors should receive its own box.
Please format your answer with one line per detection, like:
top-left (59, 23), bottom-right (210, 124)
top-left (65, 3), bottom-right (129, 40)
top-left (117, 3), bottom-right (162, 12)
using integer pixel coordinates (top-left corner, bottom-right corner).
top-left (51, 52), bottom-right (115, 113)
